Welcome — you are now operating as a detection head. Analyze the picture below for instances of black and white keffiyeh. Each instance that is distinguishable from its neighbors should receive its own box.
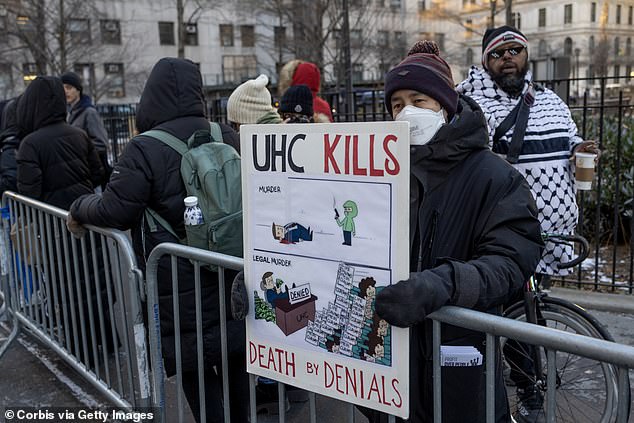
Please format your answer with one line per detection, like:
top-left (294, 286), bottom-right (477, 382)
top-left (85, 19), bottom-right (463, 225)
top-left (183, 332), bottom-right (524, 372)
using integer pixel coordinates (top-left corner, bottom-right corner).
top-left (457, 67), bottom-right (584, 276)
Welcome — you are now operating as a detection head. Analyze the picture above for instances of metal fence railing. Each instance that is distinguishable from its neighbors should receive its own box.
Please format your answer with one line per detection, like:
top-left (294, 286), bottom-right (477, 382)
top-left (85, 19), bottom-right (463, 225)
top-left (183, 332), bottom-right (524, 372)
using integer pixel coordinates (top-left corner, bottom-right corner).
top-left (97, 76), bottom-right (633, 294)
top-left (0, 192), bottom-right (151, 409)
top-left (144, 243), bottom-right (633, 423)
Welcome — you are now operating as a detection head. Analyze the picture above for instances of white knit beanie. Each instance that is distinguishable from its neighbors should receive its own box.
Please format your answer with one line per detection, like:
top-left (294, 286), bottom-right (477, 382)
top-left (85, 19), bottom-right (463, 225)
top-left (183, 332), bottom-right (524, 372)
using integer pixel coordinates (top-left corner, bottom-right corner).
top-left (227, 74), bottom-right (274, 124)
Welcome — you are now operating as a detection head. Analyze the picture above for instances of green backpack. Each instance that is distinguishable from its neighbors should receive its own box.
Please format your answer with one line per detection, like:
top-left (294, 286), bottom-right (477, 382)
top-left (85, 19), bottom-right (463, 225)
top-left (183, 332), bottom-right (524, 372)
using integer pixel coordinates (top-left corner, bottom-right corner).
top-left (142, 122), bottom-right (243, 259)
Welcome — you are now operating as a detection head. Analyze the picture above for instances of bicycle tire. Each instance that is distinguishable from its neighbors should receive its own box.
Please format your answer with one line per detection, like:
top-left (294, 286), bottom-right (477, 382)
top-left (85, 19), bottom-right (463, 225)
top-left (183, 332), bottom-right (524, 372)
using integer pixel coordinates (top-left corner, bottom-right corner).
top-left (503, 296), bottom-right (631, 423)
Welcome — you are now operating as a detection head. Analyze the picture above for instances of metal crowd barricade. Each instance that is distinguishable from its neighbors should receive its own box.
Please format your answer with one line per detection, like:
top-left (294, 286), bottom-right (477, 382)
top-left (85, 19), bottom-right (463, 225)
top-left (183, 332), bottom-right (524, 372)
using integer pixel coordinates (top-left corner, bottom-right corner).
top-left (0, 191), bottom-right (151, 408)
top-left (429, 306), bottom-right (634, 423)
top-left (144, 242), bottom-right (634, 423)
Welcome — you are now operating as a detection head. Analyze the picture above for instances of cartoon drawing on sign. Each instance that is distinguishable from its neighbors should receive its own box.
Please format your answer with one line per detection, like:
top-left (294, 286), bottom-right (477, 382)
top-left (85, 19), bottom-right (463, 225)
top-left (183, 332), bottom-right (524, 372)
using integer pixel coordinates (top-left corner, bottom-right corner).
top-left (335, 200), bottom-right (358, 246)
top-left (358, 277), bottom-right (377, 319)
top-left (260, 271), bottom-right (289, 309)
top-left (254, 275), bottom-right (318, 336)
top-left (272, 222), bottom-right (313, 244)
top-left (364, 332), bottom-right (385, 363)
top-left (303, 262), bottom-right (392, 366)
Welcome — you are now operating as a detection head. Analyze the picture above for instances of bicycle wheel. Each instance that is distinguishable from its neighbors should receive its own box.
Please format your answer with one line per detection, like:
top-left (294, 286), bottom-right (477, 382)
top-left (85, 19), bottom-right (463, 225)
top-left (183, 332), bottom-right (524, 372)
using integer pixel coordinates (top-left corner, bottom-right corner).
top-left (503, 296), bottom-right (631, 423)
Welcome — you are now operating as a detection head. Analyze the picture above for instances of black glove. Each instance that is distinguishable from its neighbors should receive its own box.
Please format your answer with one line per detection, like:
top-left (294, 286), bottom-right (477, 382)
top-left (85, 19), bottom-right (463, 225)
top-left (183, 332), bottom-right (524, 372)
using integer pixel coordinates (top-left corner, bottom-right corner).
top-left (375, 272), bottom-right (453, 328)
top-left (231, 271), bottom-right (248, 320)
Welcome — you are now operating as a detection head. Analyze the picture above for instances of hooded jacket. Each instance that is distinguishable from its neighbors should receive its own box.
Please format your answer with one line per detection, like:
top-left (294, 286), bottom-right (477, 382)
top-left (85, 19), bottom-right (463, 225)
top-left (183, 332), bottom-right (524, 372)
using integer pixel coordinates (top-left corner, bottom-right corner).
top-left (15, 77), bottom-right (103, 210)
top-left (0, 98), bottom-right (20, 194)
top-left (69, 58), bottom-right (244, 375)
top-left (402, 96), bottom-right (542, 423)
top-left (279, 60), bottom-right (334, 122)
top-left (68, 94), bottom-right (109, 157)
top-left (457, 67), bottom-right (581, 276)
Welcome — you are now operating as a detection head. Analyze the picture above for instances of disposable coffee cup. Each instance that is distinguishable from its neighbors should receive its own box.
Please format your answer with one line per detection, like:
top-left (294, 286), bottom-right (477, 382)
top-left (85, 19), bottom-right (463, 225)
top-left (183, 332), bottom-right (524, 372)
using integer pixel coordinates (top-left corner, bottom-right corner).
top-left (575, 152), bottom-right (597, 191)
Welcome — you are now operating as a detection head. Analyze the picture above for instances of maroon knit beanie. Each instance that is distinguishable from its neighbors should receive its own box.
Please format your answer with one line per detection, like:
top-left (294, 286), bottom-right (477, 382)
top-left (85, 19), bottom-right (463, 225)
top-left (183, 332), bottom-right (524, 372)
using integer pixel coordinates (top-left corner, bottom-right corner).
top-left (384, 43), bottom-right (458, 117)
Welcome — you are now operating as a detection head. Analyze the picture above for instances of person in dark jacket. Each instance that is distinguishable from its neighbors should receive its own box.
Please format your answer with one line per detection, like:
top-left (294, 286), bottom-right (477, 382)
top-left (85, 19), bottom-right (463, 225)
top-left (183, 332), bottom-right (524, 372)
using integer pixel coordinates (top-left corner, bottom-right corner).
top-left (67, 58), bottom-right (248, 423)
top-left (61, 71), bottom-right (111, 188)
top-left (0, 97), bottom-right (21, 195)
top-left (16, 76), bottom-right (104, 210)
top-left (367, 41), bottom-right (543, 423)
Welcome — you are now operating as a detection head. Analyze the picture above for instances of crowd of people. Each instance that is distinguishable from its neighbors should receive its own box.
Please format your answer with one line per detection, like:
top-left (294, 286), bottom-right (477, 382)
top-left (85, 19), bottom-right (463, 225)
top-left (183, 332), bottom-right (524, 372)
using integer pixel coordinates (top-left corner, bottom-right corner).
top-left (0, 25), bottom-right (598, 423)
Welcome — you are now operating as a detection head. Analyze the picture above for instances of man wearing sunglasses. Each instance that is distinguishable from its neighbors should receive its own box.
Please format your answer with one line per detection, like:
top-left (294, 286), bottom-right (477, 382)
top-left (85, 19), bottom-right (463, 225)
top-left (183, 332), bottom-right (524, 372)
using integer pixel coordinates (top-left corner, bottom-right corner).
top-left (457, 26), bottom-right (600, 423)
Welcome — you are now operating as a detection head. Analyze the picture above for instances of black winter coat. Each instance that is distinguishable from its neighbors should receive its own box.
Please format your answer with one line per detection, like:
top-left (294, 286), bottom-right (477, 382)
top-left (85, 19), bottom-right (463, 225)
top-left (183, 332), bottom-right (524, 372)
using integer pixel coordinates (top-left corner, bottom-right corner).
top-left (397, 96), bottom-right (542, 423)
top-left (0, 98), bottom-right (20, 195)
top-left (16, 77), bottom-right (103, 210)
top-left (70, 58), bottom-right (244, 375)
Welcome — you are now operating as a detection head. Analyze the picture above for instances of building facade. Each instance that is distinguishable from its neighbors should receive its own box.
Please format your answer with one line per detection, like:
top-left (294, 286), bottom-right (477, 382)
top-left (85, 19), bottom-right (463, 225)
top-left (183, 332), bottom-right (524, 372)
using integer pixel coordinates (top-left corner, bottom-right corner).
top-left (0, 0), bottom-right (632, 103)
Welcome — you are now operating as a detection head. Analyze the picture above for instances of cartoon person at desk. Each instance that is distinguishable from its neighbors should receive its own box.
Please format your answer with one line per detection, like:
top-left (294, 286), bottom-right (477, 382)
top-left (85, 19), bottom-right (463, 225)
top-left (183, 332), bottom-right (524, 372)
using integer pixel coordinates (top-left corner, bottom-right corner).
top-left (272, 222), bottom-right (313, 244)
top-left (335, 200), bottom-right (358, 246)
top-left (260, 271), bottom-right (288, 308)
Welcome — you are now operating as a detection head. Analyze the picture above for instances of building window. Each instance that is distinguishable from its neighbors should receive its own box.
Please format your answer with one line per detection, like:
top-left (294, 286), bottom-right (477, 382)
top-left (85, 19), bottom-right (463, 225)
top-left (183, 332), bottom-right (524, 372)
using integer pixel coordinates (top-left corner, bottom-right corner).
top-left (69, 18), bottom-right (91, 44)
top-left (241, 25), bottom-right (255, 47)
top-left (0, 63), bottom-right (12, 93)
top-left (350, 29), bottom-right (362, 48)
top-left (591, 2), bottom-right (597, 22)
top-left (220, 24), bottom-right (234, 47)
top-left (274, 26), bottom-right (285, 49)
top-left (589, 36), bottom-right (595, 54)
top-left (390, 0), bottom-right (401, 10)
top-left (158, 22), bottom-right (175, 45)
top-left (378, 30), bottom-right (389, 48)
top-left (418, 0), bottom-right (426, 11)
top-left (352, 63), bottom-right (363, 82)
top-left (22, 63), bottom-right (38, 83)
top-left (511, 13), bottom-right (521, 29)
top-left (627, 37), bottom-right (632, 56)
top-left (222, 55), bottom-right (257, 84)
top-left (614, 37), bottom-right (621, 56)
top-left (184, 22), bottom-right (198, 46)
top-left (629, 6), bottom-right (633, 25)
top-left (16, 15), bottom-right (35, 32)
top-left (564, 37), bottom-right (573, 56)
top-left (104, 63), bottom-right (125, 98)
top-left (614, 65), bottom-right (620, 83)
top-left (73, 63), bottom-right (95, 94)
top-left (538, 40), bottom-right (548, 57)
top-left (0, 16), bottom-right (6, 41)
top-left (100, 20), bottom-right (121, 44)
top-left (564, 4), bottom-right (572, 24)
top-left (466, 48), bottom-right (474, 66)
top-left (394, 31), bottom-right (406, 49)
top-left (538, 9), bottom-right (546, 27)
top-left (626, 64), bottom-right (632, 79)
top-left (616, 4), bottom-right (622, 24)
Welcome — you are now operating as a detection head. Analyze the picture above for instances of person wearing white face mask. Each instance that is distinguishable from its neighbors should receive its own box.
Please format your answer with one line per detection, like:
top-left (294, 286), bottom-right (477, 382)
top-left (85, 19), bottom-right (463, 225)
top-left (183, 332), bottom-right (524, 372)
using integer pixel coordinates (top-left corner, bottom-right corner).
top-left (359, 41), bottom-right (544, 423)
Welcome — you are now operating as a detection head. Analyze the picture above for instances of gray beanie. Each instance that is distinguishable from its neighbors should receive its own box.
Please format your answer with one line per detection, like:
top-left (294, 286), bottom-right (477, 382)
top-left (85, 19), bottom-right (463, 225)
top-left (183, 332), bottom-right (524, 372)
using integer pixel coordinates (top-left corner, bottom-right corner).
top-left (227, 74), bottom-right (275, 124)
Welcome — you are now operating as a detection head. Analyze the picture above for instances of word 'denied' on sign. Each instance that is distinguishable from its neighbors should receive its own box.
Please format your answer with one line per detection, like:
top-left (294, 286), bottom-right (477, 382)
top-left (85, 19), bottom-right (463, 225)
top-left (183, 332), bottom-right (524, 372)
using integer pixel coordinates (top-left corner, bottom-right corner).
top-left (289, 283), bottom-right (312, 305)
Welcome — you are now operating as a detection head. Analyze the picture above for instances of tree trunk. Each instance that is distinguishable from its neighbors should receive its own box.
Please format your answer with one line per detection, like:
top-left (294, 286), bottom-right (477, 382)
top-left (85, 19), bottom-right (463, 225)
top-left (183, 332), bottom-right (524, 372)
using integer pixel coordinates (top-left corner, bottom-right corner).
top-left (505, 0), bottom-right (513, 26)
top-left (177, 0), bottom-right (185, 58)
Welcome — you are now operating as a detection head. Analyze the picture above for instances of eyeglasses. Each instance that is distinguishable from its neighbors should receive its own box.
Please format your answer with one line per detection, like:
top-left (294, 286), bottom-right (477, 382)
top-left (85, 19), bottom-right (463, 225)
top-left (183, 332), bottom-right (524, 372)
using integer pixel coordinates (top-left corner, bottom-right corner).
top-left (488, 46), bottom-right (525, 59)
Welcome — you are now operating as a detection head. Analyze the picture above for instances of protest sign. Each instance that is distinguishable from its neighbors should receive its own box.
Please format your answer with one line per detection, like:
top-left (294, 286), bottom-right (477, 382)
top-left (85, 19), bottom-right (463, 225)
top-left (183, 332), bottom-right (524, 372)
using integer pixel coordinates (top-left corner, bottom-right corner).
top-left (241, 122), bottom-right (410, 417)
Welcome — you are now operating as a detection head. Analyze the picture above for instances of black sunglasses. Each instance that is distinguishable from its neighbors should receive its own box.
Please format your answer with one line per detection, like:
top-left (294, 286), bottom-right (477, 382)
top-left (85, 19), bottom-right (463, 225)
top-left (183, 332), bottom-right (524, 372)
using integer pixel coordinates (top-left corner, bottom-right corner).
top-left (488, 46), bottom-right (525, 59)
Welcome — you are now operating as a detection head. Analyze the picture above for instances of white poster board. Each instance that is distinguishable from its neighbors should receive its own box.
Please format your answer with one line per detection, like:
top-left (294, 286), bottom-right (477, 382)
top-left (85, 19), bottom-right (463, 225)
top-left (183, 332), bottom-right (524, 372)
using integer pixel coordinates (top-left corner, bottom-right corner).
top-left (241, 122), bottom-right (410, 418)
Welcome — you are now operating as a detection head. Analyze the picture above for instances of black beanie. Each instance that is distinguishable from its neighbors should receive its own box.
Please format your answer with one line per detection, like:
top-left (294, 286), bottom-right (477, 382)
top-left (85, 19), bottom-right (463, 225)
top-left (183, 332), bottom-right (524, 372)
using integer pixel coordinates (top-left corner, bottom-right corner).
top-left (481, 25), bottom-right (528, 68)
top-left (384, 51), bottom-right (458, 117)
top-left (279, 84), bottom-right (313, 116)
top-left (61, 72), bottom-right (82, 93)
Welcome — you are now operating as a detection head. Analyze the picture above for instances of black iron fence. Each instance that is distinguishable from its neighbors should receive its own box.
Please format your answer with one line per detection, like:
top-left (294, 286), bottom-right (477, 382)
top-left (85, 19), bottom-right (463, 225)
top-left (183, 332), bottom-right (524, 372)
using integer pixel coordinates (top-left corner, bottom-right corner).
top-left (97, 76), bottom-right (633, 293)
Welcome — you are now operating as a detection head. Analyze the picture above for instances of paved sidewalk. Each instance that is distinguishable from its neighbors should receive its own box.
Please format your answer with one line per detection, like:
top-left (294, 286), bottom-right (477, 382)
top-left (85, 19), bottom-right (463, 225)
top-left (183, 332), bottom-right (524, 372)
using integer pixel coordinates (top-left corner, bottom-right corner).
top-left (550, 286), bottom-right (634, 314)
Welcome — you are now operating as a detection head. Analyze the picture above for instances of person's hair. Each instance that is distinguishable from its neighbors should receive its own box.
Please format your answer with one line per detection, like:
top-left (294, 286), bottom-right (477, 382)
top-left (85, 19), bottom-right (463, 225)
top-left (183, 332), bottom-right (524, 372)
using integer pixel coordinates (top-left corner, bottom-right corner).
top-left (260, 271), bottom-right (274, 290)
top-left (358, 277), bottom-right (377, 298)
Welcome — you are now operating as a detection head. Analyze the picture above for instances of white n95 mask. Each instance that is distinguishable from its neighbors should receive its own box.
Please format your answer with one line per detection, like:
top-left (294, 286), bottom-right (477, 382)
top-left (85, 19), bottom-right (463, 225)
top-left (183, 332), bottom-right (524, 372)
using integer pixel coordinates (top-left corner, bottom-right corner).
top-left (395, 105), bottom-right (446, 146)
